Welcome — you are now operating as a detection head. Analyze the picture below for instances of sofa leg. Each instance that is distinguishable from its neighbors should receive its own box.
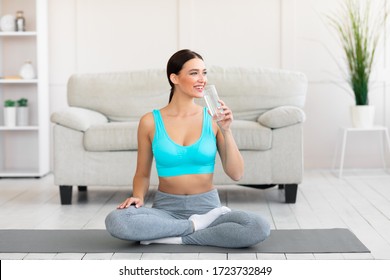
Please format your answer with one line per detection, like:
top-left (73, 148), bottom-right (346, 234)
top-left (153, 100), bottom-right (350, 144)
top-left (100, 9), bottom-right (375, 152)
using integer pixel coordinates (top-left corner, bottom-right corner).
top-left (59, 185), bottom-right (73, 205)
top-left (78, 186), bottom-right (87, 192)
top-left (77, 186), bottom-right (88, 203)
top-left (284, 184), bottom-right (298, 203)
top-left (278, 184), bottom-right (284, 190)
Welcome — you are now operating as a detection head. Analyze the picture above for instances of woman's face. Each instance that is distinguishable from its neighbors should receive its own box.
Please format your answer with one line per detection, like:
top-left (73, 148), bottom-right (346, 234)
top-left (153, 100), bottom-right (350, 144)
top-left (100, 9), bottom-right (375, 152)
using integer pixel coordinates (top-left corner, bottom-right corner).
top-left (171, 58), bottom-right (207, 99)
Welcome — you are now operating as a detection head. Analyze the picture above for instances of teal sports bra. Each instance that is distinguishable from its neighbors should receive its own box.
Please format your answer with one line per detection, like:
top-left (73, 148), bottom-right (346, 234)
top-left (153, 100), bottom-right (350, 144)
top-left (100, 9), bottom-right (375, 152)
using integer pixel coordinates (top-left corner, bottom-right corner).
top-left (152, 107), bottom-right (217, 177)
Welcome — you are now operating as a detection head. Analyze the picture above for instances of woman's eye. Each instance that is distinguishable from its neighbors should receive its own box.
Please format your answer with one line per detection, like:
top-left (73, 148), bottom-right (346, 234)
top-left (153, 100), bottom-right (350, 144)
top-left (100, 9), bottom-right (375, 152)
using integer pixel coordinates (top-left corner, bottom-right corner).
top-left (190, 72), bottom-right (197, 75)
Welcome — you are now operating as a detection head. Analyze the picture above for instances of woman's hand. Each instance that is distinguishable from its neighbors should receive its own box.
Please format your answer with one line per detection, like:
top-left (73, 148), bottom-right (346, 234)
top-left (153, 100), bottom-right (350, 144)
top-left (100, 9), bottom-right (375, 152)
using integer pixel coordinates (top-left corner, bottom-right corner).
top-left (214, 99), bottom-right (244, 181)
top-left (117, 197), bottom-right (144, 209)
top-left (216, 99), bottom-right (233, 131)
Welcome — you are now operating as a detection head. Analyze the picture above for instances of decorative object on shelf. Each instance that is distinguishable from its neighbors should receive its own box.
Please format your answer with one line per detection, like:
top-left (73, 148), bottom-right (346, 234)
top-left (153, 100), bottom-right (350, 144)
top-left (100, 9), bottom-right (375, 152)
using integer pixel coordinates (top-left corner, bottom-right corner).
top-left (0, 14), bottom-right (16, 32)
top-left (16, 98), bottom-right (29, 126)
top-left (0, 75), bottom-right (22, 80)
top-left (19, 60), bottom-right (35, 79)
top-left (327, 0), bottom-right (387, 128)
top-left (15, 11), bottom-right (26, 32)
top-left (3, 99), bottom-right (16, 127)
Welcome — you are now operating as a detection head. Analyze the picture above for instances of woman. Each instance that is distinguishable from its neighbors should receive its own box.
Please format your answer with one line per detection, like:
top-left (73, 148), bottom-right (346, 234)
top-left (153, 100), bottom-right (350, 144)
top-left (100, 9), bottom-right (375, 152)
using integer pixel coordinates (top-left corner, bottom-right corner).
top-left (105, 49), bottom-right (270, 248)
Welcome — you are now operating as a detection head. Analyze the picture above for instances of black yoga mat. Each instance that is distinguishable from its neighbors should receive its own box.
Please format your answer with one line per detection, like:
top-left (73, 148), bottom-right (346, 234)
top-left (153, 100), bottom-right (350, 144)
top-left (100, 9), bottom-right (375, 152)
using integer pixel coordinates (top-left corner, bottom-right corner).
top-left (0, 228), bottom-right (369, 254)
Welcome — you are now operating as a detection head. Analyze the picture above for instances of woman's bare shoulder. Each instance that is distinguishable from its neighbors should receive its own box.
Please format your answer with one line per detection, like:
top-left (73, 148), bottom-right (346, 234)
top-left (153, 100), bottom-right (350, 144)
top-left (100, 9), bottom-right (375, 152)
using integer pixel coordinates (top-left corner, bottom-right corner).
top-left (139, 112), bottom-right (155, 130)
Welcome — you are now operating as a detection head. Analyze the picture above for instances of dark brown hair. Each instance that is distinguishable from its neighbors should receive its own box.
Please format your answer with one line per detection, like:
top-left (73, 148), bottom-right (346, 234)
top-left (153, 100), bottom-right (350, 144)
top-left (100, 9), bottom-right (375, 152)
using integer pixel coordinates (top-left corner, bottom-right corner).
top-left (166, 49), bottom-right (203, 103)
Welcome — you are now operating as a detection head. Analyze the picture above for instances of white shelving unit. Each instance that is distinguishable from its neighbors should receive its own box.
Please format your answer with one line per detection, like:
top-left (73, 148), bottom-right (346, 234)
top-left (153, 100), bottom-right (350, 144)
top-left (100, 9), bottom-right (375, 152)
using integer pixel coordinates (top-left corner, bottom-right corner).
top-left (0, 0), bottom-right (49, 177)
top-left (0, 31), bottom-right (36, 36)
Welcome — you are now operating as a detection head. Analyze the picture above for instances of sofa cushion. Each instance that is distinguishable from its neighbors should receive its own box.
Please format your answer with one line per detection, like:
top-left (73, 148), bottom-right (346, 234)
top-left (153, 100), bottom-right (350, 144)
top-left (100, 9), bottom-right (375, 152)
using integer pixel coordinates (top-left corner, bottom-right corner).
top-left (84, 122), bottom-right (138, 151)
top-left (207, 66), bottom-right (308, 121)
top-left (258, 106), bottom-right (305, 128)
top-left (67, 67), bottom-right (307, 122)
top-left (231, 120), bottom-right (272, 151)
top-left (51, 107), bottom-right (108, 132)
top-left (84, 119), bottom-right (271, 152)
top-left (67, 70), bottom-right (169, 122)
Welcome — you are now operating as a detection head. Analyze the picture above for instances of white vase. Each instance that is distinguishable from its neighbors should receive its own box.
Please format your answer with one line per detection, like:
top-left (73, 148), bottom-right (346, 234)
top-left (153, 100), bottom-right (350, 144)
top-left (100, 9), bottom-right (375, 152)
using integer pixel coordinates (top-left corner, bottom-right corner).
top-left (17, 107), bottom-right (29, 126)
top-left (19, 61), bottom-right (36, 79)
top-left (3, 107), bottom-right (16, 127)
top-left (0, 14), bottom-right (16, 32)
top-left (350, 105), bottom-right (375, 128)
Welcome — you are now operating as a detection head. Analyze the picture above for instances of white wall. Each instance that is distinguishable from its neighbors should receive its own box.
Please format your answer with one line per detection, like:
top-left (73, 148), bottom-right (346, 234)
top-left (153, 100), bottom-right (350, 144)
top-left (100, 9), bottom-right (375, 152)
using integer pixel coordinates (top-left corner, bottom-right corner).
top-left (48, 0), bottom-right (390, 169)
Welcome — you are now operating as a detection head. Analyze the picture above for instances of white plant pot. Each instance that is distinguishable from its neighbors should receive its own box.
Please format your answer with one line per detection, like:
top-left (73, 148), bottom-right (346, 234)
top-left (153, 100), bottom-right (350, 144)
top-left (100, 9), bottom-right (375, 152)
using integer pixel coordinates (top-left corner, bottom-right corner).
top-left (17, 107), bottom-right (29, 126)
top-left (350, 105), bottom-right (375, 128)
top-left (3, 107), bottom-right (16, 127)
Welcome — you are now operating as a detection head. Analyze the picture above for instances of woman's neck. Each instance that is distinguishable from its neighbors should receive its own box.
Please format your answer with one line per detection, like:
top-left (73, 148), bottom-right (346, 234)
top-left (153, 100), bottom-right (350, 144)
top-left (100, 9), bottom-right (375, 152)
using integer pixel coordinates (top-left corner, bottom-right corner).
top-left (167, 94), bottom-right (200, 116)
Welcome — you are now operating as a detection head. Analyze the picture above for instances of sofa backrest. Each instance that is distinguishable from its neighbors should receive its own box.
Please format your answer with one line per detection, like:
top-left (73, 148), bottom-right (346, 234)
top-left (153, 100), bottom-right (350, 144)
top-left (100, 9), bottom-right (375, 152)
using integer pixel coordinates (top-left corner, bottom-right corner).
top-left (207, 66), bottom-right (307, 121)
top-left (67, 66), bottom-right (307, 122)
top-left (68, 69), bottom-right (169, 121)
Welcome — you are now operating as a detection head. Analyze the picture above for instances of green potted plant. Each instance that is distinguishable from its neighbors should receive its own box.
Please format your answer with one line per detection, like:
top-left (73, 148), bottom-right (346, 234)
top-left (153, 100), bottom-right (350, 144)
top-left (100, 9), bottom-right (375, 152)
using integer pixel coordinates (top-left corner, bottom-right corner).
top-left (16, 98), bottom-right (29, 126)
top-left (327, 0), bottom-right (387, 128)
top-left (3, 99), bottom-right (16, 127)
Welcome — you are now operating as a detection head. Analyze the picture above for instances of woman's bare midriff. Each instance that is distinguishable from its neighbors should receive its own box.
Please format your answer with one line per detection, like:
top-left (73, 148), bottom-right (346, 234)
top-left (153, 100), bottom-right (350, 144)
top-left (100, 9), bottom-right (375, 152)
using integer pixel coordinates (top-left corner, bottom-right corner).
top-left (158, 173), bottom-right (214, 195)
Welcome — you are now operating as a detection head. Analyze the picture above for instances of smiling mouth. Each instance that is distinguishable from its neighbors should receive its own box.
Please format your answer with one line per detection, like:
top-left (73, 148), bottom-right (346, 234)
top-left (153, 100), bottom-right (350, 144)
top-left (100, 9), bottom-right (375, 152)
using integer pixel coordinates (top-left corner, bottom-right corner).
top-left (194, 85), bottom-right (204, 92)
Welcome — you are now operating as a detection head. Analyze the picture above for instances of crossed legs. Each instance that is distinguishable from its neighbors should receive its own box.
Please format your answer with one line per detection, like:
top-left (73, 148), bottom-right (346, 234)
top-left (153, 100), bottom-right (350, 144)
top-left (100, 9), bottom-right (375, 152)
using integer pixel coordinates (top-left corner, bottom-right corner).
top-left (105, 206), bottom-right (270, 248)
top-left (105, 189), bottom-right (270, 248)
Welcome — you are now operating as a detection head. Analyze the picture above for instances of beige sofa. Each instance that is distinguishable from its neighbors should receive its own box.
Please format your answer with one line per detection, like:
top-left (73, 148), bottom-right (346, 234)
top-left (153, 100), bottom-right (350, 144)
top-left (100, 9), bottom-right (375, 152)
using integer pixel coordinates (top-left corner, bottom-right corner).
top-left (51, 66), bottom-right (307, 205)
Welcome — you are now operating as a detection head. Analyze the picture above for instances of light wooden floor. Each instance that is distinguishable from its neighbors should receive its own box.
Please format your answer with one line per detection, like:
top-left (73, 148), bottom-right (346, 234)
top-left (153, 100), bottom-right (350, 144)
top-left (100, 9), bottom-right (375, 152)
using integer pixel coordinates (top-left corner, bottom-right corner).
top-left (1, 169), bottom-right (390, 260)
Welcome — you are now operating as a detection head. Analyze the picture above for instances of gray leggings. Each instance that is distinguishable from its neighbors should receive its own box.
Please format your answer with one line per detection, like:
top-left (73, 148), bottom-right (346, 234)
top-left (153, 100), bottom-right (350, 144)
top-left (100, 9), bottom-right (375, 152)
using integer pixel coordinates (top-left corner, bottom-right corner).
top-left (105, 189), bottom-right (270, 248)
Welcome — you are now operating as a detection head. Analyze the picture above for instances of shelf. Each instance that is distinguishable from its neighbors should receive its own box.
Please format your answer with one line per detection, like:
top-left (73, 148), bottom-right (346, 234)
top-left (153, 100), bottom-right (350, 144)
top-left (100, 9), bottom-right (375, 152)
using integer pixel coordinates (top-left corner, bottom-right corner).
top-left (0, 31), bottom-right (37, 37)
top-left (0, 79), bottom-right (38, 84)
top-left (0, 0), bottom-right (50, 178)
top-left (0, 168), bottom-right (47, 178)
top-left (0, 126), bottom-right (39, 131)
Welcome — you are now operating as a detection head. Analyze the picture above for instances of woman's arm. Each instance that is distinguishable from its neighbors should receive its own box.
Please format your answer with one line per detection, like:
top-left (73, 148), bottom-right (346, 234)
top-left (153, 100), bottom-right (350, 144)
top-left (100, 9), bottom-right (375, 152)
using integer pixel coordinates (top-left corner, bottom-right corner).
top-left (215, 100), bottom-right (244, 181)
top-left (117, 113), bottom-right (154, 209)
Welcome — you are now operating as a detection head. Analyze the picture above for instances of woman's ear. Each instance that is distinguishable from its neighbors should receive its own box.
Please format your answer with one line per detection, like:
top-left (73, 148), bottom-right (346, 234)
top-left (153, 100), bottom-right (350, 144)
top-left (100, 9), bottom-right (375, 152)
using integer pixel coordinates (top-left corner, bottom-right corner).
top-left (170, 73), bottom-right (178, 85)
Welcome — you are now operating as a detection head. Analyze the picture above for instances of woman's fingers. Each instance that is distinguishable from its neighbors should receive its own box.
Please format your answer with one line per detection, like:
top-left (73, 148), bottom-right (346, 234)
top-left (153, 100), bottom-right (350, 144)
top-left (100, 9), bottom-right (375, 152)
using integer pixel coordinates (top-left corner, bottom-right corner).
top-left (117, 197), bottom-right (143, 209)
top-left (218, 105), bottom-right (233, 121)
top-left (118, 198), bottom-right (134, 209)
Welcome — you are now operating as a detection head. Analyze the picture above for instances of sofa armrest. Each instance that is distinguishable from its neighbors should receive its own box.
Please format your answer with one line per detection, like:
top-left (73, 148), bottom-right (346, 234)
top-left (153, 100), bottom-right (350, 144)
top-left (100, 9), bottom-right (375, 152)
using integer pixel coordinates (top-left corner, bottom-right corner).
top-left (51, 107), bottom-right (108, 132)
top-left (257, 106), bottom-right (306, 129)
